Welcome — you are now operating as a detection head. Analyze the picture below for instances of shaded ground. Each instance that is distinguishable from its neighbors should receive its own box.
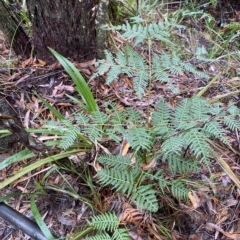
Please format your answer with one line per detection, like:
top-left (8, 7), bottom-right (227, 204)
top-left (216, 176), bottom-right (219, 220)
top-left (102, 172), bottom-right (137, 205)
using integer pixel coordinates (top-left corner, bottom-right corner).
top-left (1, 2), bottom-right (240, 240)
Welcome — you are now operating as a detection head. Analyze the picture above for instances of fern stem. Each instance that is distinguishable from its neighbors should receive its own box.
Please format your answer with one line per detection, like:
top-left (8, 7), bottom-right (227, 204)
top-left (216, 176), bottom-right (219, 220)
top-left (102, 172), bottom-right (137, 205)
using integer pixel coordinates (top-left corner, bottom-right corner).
top-left (146, 37), bottom-right (152, 129)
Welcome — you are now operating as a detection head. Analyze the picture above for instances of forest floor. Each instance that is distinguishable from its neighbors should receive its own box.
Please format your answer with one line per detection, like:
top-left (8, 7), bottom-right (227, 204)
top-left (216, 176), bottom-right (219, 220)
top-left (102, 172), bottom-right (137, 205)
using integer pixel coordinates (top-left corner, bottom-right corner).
top-left (0, 2), bottom-right (240, 240)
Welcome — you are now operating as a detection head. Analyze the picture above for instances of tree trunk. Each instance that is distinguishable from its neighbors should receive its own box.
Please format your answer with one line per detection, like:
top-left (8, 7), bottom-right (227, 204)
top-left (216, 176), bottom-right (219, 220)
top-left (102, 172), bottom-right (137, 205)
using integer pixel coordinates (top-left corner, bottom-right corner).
top-left (0, 1), bottom-right (32, 58)
top-left (26, 0), bottom-right (99, 64)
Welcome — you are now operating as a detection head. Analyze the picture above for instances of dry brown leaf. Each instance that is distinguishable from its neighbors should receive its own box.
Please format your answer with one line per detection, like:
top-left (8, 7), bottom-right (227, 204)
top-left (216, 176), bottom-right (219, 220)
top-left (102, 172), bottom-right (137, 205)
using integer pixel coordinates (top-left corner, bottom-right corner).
top-left (21, 58), bottom-right (34, 68)
top-left (18, 204), bottom-right (30, 213)
top-left (23, 109), bottom-right (30, 128)
top-left (140, 158), bottom-right (157, 170)
top-left (75, 58), bottom-right (96, 68)
top-left (32, 58), bottom-right (46, 67)
top-left (206, 222), bottom-right (240, 240)
top-left (188, 191), bottom-right (201, 209)
top-left (119, 208), bottom-right (144, 224)
top-left (122, 142), bottom-right (130, 156)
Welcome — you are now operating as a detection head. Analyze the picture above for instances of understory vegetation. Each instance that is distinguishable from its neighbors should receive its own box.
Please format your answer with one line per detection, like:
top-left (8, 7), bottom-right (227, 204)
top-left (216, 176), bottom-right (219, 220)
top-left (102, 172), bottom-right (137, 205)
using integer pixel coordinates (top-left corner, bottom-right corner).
top-left (1, 0), bottom-right (240, 239)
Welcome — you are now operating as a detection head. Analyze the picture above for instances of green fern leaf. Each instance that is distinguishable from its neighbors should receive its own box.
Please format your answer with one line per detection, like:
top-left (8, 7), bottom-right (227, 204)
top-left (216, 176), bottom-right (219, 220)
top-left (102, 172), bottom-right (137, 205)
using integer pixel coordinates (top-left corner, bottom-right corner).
top-left (227, 101), bottom-right (240, 115)
top-left (224, 116), bottom-right (240, 131)
top-left (142, 170), bottom-right (168, 193)
top-left (183, 129), bottom-right (213, 163)
top-left (133, 73), bottom-right (149, 98)
top-left (87, 212), bottom-right (119, 232)
top-left (97, 155), bottom-right (131, 170)
top-left (112, 228), bottom-right (131, 240)
top-left (125, 127), bottom-right (153, 151)
top-left (83, 125), bottom-right (103, 142)
top-left (86, 232), bottom-right (112, 240)
top-left (148, 22), bottom-right (171, 44)
top-left (125, 108), bottom-right (143, 124)
top-left (121, 22), bottom-right (147, 45)
top-left (181, 62), bottom-right (209, 78)
top-left (92, 111), bottom-right (108, 125)
top-left (152, 99), bottom-right (171, 136)
top-left (162, 136), bottom-right (183, 158)
top-left (105, 128), bottom-right (122, 142)
top-left (59, 125), bottom-right (80, 150)
top-left (189, 97), bottom-right (209, 121)
top-left (106, 66), bottom-right (122, 84)
top-left (173, 99), bottom-right (194, 129)
top-left (167, 155), bottom-right (200, 175)
top-left (203, 121), bottom-right (230, 145)
top-left (75, 111), bottom-right (90, 125)
top-left (131, 185), bottom-right (158, 212)
top-left (170, 181), bottom-right (190, 200)
top-left (97, 169), bottom-right (135, 196)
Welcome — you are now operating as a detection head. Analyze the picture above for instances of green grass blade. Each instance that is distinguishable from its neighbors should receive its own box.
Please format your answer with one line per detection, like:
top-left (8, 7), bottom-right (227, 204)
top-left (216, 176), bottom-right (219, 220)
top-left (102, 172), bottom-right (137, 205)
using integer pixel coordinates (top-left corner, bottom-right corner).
top-left (35, 92), bottom-right (65, 120)
top-left (0, 150), bottom-right (80, 190)
top-left (48, 47), bottom-right (98, 113)
top-left (30, 194), bottom-right (57, 240)
top-left (0, 149), bottom-right (34, 171)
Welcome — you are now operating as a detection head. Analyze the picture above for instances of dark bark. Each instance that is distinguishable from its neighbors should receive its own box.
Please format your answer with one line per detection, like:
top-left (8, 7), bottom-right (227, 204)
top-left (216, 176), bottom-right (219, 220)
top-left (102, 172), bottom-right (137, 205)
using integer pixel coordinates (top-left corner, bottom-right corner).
top-left (0, 1), bottom-right (32, 58)
top-left (26, 0), bottom-right (98, 64)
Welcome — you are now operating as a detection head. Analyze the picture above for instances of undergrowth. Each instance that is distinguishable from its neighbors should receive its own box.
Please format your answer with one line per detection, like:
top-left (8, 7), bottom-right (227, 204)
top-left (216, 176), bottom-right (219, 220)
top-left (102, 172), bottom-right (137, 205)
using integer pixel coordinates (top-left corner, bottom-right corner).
top-left (2, 1), bottom-right (240, 239)
top-left (43, 13), bottom-right (240, 239)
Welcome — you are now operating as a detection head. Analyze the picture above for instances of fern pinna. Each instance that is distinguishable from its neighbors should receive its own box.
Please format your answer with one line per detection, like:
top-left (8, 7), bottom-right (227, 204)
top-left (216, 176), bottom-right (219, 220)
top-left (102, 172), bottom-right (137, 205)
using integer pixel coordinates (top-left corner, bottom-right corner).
top-left (86, 212), bottom-right (130, 240)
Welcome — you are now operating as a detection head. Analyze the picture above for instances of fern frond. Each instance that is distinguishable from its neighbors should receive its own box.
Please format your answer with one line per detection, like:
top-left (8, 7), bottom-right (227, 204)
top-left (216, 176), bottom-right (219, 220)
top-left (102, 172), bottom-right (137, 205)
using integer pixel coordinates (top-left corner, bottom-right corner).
top-left (87, 212), bottom-right (119, 232)
top-left (167, 155), bottom-right (200, 175)
top-left (97, 169), bottom-right (135, 196)
top-left (162, 136), bottom-right (183, 158)
top-left (189, 97), bottom-right (209, 121)
top-left (86, 232), bottom-right (111, 240)
top-left (227, 101), bottom-right (240, 115)
top-left (131, 185), bottom-right (158, 212)
top-left (196, 46), bottom-right (215, 62)
top-left (183, 129), bottom-right (213, 163)
top-left (112, 228), bottom-right (131, 240)
top-left (147, 22), bottom-right (171, 44)
top-left (105, 127), bottom-right (122, 142)
top-left (121, 22), bottom-right (147, 45)
top-left (106, 66), bottom-right (122, 83)
top-left (181, 62), bottom-right (209, 78)
top-left (125, 127), bottom-right (153, 151)
top-left (142, 170), bottom-right (168, 193)
top-left (133, 73), bottom-right (149, 97)
top-left (97, 154), bottom-right (131, 170)
top-left (59, 125), bottom-right (80, 150)
top-left (125, 108), bottom-right (143, 124)
top-left (224, 116), bottom-right (240, 131)
top-left (75, 111), bottom-right (90, 125)
top-left (173, 99), bottom-right (195, 129)
top-left (83, 125), bottom-right (103, 142)
top-left (92, 111), bottom-right (108, 125)
top-left (170, 180), bottom-right (190, 200)
top-left (152, 99), bottom-right (171, 136)
top-left (203, 121), bottom-right (230, 145)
